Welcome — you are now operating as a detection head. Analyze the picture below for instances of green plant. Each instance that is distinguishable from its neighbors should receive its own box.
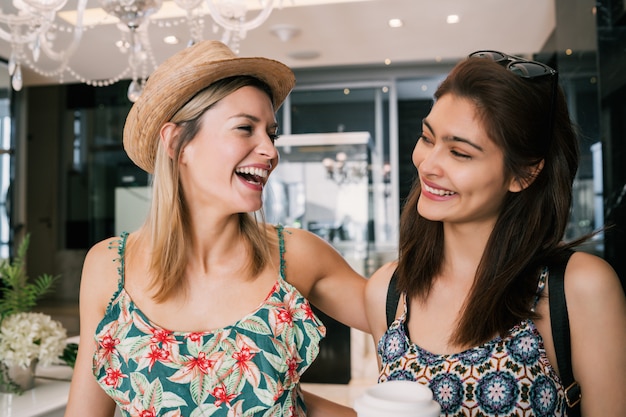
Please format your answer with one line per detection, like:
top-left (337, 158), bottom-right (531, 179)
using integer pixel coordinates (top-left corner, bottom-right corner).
top-left (0, 234), bottom-right (59, 321)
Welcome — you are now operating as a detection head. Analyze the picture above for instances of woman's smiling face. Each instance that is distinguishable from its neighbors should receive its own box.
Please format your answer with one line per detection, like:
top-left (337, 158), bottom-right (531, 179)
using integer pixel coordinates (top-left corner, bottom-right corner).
top-left (177, 85), bottom-right (279, 215)
top-left (413, 93), bottom-right (521, 227)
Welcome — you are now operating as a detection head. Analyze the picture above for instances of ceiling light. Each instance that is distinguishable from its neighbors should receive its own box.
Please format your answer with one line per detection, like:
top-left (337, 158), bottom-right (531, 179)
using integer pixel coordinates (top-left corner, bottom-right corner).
top-left (270, 24), bottom-right (301, 42)
top-left (384, 58), bottom-right (391, 65)
top-left (446, 14), bottom-right (460, 24)
top-left (163, 35), bottom-right (180, 45)
top-left (388, 18), bottom-right (403, 28)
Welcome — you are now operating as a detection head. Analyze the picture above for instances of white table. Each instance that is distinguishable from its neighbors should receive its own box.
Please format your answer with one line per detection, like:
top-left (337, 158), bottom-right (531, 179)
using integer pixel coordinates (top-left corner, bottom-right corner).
top-left (0, 365), bottom-right (72, 417)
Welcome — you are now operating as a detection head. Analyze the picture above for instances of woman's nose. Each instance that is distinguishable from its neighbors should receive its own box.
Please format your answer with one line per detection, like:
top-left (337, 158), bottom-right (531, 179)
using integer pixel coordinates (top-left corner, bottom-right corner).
top-left (257, 133), bottom-right (278, 160)
top-left (413, 142), bottom-right (441, 175)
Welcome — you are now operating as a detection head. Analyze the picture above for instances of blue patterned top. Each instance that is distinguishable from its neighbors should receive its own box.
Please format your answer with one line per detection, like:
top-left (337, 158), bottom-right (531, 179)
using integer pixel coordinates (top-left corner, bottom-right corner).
top-left (378, 268), bottom-right (568, 417)
top-left (92, 227), bottom-right (326, 417)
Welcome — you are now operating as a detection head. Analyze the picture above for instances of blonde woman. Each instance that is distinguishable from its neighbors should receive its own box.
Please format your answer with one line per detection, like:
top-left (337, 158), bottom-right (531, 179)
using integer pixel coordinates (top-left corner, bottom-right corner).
top-left (65, 41), bottom-right (366, 417)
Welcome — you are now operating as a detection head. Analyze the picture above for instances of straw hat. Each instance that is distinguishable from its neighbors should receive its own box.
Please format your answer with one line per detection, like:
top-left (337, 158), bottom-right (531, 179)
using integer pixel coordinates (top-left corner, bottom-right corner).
top-left (123, 40), bottom-right (296, 173)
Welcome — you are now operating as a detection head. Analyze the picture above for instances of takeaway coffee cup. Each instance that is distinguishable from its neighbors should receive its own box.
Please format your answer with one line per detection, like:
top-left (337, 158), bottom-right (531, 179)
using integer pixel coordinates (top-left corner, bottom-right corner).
top-left (353, 380), bottom-right (441, 417)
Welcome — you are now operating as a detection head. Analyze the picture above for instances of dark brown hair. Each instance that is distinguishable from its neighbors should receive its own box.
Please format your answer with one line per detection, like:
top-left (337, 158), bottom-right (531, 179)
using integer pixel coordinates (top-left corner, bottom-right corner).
top-left (396, 57), bottom-right (580, 346)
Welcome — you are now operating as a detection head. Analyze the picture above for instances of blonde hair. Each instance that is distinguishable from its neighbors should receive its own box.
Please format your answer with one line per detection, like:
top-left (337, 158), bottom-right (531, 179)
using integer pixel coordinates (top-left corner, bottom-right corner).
top-left (145, 76), bottom-right (275, 302)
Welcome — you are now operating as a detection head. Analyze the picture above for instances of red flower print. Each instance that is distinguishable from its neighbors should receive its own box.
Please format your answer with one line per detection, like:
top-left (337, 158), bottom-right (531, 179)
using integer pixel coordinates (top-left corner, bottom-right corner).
top-left (146, 344), bottom-right (170, 371)
top-left (301, 303), bottom-right (315, 321)
top-left (103, 367), bottom-right (125, 388)
top-left (286, 356), bottom-right (300, 380)
top-left (233, 345), bottom-right (256, 364)
top-left (276, 308), bottom-right (294, 326)
top-left (212, 385), bottom-right (237, 407)
top-left (151, 328), bottom-right (176, 346)
top-left (99, 333), bottom-right (120, 355)
top-left (186, 332), bottom-right (203, 344)
top-left (139, 408), bottom-right (156, 417)
top-left (187, 351), bottom-right (216, 375)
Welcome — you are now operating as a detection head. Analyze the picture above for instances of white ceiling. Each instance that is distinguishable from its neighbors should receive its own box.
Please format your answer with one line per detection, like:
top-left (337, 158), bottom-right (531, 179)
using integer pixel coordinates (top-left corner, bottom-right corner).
top-left (0, 0), bottom-right (557, 88)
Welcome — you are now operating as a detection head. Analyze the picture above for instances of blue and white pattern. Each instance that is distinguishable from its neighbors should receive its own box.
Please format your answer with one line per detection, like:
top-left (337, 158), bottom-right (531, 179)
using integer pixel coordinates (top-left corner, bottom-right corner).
top-left (378, 305), bottom-right (566, 416)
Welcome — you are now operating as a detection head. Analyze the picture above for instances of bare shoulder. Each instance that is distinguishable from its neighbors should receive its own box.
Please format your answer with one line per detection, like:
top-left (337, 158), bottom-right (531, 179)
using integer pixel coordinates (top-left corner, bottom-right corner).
top-left (564, 252), bottom-right (626, 413)
top-left (564, 250), bottom-right (624, 299)
top-left (80, 235), bottom-right (125, 308)
top-left (82, 236), bottom-right (123, 277)
top-left (280, 226), bottom-right (336, 251)
top-left (563, 250), bottom-right (626, 329)
top-left (366, 261), bottom-right (398, 303)
top-left (278, 226), bottom-right (346, 270)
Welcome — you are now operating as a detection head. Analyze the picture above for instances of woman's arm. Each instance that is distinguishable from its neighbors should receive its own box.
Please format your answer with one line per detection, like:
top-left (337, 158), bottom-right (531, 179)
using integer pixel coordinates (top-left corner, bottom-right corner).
top-left (64, 240), bottom-right (119, 417)
top-left (566, 251), bottom-right (626, 417)
top-left (283, 228), bottom-right (370, 332)
top-left (303, 389), bottom-right (357, 417)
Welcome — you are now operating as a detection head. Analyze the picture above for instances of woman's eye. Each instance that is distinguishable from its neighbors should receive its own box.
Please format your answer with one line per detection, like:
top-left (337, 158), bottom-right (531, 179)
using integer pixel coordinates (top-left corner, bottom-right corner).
top-left (418, 134), bottom-right (432, 144)
top-left (238, 125), bottom-right (253, 133)
top-left (269, 134), bottom-right (280, 143)
top-left (451, 150), bottom-right (471, 159)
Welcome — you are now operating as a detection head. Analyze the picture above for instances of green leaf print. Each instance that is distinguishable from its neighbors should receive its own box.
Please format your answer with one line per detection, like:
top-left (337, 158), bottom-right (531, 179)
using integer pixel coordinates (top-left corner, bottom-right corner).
top-left (238, 315), bottom-right (272, 335)
top-left (189, 403), bottom-right (220, 417)
top-left (142, 378), bottom-right (164, 414)
top-left (130, 372), bottom-right (151, 396)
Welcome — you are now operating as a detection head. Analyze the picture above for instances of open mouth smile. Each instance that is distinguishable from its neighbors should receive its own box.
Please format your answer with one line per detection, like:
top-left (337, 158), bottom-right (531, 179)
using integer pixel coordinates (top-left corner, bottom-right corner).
top-left (235, 166), bottom-right (269, 186)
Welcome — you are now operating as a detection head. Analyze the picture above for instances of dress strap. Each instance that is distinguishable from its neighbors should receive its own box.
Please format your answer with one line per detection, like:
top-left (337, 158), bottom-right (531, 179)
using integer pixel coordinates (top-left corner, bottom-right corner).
top-left (531, 266), bottom-right (549, 312)
top-left (276, 225), bottom-right (286, 279)
top-left (107, 231), bottom-right (129, 288)
top-left (386, 269), bottom-right (401, 328)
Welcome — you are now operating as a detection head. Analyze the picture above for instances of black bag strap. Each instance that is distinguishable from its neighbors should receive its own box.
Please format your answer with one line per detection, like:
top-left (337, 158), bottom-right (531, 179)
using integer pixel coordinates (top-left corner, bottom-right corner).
top-left (385, 269), bottom-right (401, 328)
top-left (548, 249), bottom-right (581, 415)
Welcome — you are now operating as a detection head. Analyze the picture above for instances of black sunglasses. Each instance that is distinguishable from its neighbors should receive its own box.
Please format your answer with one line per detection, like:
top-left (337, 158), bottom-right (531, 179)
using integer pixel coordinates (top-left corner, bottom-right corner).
top-left (468, 50), bottom-right (558, 148)
top-left (468, 50), bottom-right (557, 79)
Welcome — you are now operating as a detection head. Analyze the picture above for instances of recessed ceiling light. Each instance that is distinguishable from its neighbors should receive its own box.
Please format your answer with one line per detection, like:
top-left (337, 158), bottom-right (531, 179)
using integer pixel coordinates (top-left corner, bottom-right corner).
top-left (384, 58), bottom-right (391, 65)
top-left (446, 14), bottom-right (460, 24)
top-left (163, 35), bottom-right (179, 45)
top-left (287, 50), bottom-right (320, 60)
top-left (388, 18), bottom-right (403, 28)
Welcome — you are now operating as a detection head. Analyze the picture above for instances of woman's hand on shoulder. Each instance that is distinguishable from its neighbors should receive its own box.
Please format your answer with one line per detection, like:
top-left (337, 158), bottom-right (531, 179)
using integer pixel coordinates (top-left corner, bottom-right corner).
top-left (280, 227), bottom-right (369, 332)
top-left (365, 261), bottom-right (397, 347)
top-left (566, 251), bottom-right (626, 416)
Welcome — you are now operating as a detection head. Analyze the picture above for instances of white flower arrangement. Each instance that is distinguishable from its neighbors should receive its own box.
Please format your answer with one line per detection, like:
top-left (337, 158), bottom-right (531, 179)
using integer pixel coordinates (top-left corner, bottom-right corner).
top-left (0, 312), bottom-right (67, 368)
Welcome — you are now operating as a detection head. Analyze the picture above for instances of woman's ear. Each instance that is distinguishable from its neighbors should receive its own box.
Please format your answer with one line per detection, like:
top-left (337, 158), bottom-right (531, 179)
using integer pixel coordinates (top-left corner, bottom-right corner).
top-left (509, 159), bottom-right (545, 192)
top-left (160, 122), bottom-right (179, 161)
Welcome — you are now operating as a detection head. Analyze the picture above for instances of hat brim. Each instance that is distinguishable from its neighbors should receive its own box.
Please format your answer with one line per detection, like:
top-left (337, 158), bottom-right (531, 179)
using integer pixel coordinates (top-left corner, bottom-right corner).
top-left (123, 40), bottom-right (296, 173)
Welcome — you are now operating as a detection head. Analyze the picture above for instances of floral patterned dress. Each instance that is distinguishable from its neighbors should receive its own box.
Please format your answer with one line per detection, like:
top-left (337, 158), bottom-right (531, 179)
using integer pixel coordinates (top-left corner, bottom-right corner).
top-left (378, 268), bottom-right (568, 417)
top-left (92, 227), bottom-right (326, 417)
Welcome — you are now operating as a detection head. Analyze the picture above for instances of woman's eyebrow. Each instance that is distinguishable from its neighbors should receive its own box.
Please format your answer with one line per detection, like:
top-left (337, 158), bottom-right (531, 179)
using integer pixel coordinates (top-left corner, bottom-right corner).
top-left (230, 113), bottom-right (279, 130)
top-left (422, 118), bottom-right (484, 152)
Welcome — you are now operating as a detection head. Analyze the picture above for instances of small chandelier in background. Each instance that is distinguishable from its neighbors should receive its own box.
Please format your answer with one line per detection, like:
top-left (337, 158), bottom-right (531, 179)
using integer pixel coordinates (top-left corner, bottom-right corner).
top-left (0, 0), bottom-right (285, 101)
top-left (322, 152), bottom-right (369, 186)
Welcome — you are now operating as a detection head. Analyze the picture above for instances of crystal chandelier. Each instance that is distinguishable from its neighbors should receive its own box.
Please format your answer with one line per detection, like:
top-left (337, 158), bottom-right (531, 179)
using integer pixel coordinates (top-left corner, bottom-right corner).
top-left (0, 0), bottom-right (283, 101)
top-left (322, 152), bottom-right (369, 186)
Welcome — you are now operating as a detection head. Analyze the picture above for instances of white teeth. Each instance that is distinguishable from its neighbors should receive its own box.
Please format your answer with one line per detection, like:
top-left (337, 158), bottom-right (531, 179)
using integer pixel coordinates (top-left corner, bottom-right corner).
top-left (423, 183), bottom-right (455, 196)
top-left (235, 167), bottom-right (268, 178)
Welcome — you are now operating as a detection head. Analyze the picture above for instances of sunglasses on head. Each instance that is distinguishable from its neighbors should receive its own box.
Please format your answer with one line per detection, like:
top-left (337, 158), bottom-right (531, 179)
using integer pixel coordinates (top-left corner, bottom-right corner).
top-left (468, 50), bottom-right (558, 149)
top-left (468, 50), bottom-right (558, 79)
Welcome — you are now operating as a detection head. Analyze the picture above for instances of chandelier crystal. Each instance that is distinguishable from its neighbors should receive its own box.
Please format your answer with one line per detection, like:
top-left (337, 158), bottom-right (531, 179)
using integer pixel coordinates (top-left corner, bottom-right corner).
top-left (0, 0), bottom-right (284, 101)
